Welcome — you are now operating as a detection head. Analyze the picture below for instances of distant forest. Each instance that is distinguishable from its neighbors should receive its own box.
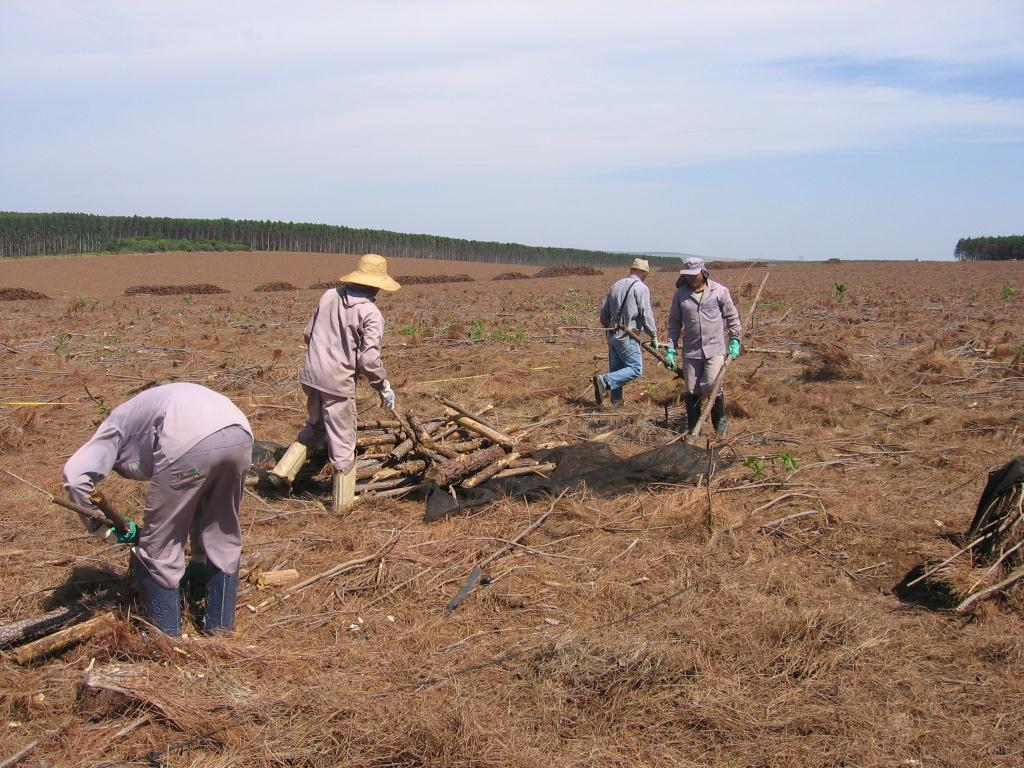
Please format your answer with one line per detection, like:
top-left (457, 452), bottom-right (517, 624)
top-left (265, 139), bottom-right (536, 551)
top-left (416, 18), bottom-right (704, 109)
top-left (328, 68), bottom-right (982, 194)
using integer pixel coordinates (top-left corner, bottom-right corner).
top-left (0, 212), bottom-right (679, 268)
top-left (954, 235), bottom-right (1024, 262)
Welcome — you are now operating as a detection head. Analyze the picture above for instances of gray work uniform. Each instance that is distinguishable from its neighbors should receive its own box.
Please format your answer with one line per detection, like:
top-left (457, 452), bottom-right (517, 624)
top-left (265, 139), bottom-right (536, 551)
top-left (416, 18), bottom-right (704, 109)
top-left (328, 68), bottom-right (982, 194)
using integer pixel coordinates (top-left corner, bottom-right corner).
top-left (296, 285), bottom-right (389, 472)
top-left (62, 383), bottom-right (252, 588)
top-left (666, 279), bottom-right (742, 398)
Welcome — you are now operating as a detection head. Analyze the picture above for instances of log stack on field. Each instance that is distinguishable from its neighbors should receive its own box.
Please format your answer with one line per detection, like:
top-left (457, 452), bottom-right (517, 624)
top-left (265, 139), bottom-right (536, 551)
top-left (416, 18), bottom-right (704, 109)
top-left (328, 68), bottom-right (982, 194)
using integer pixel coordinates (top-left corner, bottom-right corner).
top-left (260, 397), bottom-right (559, 502)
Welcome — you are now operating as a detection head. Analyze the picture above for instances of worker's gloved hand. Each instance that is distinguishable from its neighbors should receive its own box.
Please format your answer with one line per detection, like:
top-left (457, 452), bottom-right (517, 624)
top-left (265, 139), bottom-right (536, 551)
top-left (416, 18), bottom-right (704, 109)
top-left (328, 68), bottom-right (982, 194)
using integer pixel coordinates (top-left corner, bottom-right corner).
top-left (651, 336), bottom-right (661, 350)
top-left (379, 381), bottom-right (396, 409)
top-left (109, 521), bottom-right (139, 545)
top-left (664, 347), bottom-right (677, 370)
top-left (728, 338), bottom-right (741, 359)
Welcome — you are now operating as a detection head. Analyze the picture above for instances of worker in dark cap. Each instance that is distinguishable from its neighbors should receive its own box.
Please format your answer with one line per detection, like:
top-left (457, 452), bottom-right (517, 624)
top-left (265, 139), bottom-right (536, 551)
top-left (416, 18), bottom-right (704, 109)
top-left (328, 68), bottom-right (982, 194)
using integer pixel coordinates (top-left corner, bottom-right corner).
top-left (666, 257), bottom-right (742, 434)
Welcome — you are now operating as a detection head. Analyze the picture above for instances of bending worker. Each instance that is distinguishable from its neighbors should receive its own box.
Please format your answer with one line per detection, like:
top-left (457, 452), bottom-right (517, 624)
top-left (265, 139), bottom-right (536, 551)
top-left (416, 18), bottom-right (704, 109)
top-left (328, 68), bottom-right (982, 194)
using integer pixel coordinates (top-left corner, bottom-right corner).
top-left (62, 382), bottom-right (253, 636)
top-left (594, 257), bottom-right (658, 406)
top-left (666, 257), bottom-right (742, 435)
top-left (268, 253), bottom-right (400, 510)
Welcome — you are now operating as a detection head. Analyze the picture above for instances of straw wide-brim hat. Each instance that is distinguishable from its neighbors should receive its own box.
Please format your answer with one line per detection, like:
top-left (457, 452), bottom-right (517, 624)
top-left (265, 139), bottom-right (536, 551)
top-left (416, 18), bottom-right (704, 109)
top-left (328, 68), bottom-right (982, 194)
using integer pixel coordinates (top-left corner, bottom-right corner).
top-left (339, 253), bottom-right (401, 292)
top-left (630, 257), bottom-right (650, 272)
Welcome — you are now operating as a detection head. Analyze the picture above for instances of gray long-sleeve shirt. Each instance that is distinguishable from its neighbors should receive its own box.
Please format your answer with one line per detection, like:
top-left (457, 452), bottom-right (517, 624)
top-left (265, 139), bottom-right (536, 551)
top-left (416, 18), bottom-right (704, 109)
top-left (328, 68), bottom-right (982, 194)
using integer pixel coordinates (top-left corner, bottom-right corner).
top-left (62, 383), bottom-right (252, 530)
top-left (599, 275), bottom-right (657, 340)
top-left (667, 279), bottom-right (742, 358)
top-left (299, 286), bottom-right (388, 398)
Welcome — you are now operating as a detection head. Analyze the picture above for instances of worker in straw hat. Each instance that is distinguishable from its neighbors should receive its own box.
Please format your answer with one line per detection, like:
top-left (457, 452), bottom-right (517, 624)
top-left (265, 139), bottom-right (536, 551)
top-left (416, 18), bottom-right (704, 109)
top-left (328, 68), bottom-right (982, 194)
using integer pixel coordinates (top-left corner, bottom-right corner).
top-left (594, 257), bottom-right (658, 406)
top-left (267, 253), bottom-right (401, 510)
top-left (665, 256), bottom-right (742, 434)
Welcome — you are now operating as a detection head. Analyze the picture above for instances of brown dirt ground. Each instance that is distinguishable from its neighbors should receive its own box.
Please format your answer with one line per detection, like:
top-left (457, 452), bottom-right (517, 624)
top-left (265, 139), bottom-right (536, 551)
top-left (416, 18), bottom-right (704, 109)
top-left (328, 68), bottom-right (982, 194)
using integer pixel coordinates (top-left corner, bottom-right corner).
top-left (1, 253), bottom-right (1023, 767)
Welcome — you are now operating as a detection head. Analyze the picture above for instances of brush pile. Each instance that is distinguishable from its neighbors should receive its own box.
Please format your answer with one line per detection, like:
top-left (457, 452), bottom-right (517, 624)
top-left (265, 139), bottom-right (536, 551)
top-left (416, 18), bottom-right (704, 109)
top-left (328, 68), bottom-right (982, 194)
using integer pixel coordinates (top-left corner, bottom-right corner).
top-left (799, 342), bottom-right (861, 381)
top-left (395, 274), bottom-right (474, 285)
top-left (493, 271), bottom-right (531, 280)
top-left (123, 284), bottom-right (228, 296)
top-left (253, 281), bottom-right (299, 292)
top-left (0, 287), bottom-right (49, 300)
top-left (256, 398), bottom-right (557, 503)
top-left (534, 265), bottom-right (603, 278)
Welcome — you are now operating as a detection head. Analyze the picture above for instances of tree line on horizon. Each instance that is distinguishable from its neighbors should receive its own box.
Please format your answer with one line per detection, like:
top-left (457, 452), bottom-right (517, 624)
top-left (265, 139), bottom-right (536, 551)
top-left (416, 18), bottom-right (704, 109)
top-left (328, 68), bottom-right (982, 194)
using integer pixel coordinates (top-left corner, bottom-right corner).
top-left (954, 235), bottom-right (1024, 262)
top-left (0, 212), bottom-right (680, 268)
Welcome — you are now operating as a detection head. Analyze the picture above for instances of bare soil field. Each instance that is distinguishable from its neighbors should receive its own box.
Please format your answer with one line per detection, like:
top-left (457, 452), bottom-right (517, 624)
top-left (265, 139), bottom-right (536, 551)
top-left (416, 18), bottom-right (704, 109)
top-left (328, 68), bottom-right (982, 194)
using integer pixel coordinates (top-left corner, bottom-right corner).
top-left (1, 252), bottom-right (1023, 767)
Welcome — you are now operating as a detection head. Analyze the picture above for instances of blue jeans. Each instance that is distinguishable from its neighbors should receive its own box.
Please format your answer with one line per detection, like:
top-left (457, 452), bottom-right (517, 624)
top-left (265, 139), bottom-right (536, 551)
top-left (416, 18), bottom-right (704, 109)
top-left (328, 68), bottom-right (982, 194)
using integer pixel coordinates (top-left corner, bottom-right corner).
top-left (603, 335), bottom-right (643, 402)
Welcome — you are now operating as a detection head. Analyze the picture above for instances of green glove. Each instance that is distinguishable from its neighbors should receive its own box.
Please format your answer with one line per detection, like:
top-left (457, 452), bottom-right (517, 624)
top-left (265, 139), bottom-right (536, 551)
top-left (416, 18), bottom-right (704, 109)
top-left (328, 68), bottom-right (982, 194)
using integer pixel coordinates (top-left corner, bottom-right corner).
top-left (112, 521), bottom-right (139, 545)
top-left (728, 338), bottom-right (741, 360)
top-left (664, 347), bottom-right (677, 370)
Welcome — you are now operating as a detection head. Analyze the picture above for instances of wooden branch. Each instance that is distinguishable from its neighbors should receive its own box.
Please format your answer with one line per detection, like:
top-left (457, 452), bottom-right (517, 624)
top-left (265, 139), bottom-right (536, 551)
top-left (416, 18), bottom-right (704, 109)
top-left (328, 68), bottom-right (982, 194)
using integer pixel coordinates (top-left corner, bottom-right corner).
top-left (462, 452), bottom-right (520, 489)
top-left (87, 490), bottom-right (132, 534)
top-left (11, 611), bottom-right (115, 665)
top-left (435, 397), bottom-right (504, 433)
top-left (442, 438), bottom-right (486, 453)
top-left (0, 740), bottom-right (39, 768)
top-left (356, 477), bottom-right (418, 493)
top-left (429, 445), bottom-right (506, 486)
top-left (758, 510), bottom-right (819, 529)
top-left (957, 565), bottom-right (1024, 612)
top-left (445, 490), bottom-right (565, 614)
top-left (255, 531), bottom-right (402, 610)
top-left (433, 404), bottom-right (494, 441)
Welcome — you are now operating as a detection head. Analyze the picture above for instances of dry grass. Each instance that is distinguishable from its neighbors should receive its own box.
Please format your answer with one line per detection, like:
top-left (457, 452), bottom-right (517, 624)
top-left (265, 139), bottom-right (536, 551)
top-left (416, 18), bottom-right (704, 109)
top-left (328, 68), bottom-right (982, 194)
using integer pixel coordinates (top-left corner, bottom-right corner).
top-left (1, 256), bottom-right (1024, 766)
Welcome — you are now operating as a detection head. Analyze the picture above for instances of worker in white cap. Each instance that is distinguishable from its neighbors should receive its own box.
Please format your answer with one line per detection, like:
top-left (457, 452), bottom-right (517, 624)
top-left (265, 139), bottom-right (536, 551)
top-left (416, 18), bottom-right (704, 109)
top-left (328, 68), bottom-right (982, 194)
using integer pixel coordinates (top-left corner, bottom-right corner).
top-left (666, 257), bottom-right (742, 434)
top-left (595, 257), bottom-right (658, 406)
top-left (267, 253), bottom-right (401, 510)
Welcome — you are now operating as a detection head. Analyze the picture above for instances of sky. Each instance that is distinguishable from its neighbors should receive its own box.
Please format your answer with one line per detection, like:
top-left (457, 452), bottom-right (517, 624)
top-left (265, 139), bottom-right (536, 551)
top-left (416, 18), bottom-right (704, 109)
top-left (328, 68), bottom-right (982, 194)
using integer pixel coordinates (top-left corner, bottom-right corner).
top-left (1, 1), bottom-right (1022, 261)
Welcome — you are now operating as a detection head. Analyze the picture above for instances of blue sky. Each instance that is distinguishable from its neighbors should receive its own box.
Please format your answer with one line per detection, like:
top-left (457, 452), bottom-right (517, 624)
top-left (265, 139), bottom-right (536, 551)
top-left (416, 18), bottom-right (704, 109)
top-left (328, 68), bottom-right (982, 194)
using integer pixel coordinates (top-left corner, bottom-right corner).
top-left (1, 1), bottom-right (1022, 260)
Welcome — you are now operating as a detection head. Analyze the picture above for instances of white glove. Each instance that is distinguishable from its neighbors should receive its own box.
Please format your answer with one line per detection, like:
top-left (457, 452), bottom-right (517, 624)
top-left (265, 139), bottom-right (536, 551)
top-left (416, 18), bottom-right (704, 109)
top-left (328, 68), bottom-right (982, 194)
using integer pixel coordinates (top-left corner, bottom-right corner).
top-left (379, 381), bottom-right (396, 409)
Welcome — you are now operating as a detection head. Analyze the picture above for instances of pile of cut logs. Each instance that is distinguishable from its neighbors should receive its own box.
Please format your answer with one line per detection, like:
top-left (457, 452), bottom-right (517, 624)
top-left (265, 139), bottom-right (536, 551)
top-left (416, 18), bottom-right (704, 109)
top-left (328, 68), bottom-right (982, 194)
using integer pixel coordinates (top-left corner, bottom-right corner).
top-left (351, 397), bottom-right (558, 499)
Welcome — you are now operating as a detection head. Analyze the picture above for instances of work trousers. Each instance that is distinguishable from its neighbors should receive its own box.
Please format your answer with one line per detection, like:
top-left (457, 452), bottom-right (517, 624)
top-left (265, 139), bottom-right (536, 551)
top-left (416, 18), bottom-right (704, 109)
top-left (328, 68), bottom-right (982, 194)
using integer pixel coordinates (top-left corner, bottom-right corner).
top-left (297, 384), bottom-right (358, 473)
top-left (604, 335), bottom-right (644, 403)
top-left (682, 355), bottom-right (726, 398)
top-left (136, 426), bottom-right (252, 589)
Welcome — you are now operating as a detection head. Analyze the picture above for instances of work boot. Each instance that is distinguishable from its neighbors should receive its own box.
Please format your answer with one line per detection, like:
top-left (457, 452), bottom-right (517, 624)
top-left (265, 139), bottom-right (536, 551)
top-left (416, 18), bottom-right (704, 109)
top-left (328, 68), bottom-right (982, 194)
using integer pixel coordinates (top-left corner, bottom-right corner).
top-left (266, 441), bottom-right (308, 493)
top-left (592, 375), bottom-right (607, 405)
top-left (712, 394), bottom-right (728, 436)
top-left (201, 568), bottom-right (238, 634)
top-left (134, 557), bottom-right (182, 636)
top-left (332, 466), bottom-right (357, 513)
top-left (684, 393), bottom-right (701, 433)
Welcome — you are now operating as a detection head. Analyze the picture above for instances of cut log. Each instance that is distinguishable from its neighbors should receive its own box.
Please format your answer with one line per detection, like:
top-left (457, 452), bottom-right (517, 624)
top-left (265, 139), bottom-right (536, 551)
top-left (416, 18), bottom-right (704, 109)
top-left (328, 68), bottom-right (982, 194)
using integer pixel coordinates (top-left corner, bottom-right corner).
top-left (493, 462), bottom-right (557, 479)
top-left (462, 452), bottom-right (520, 489)
top-left (12, 611), bottom-right (116, 665)
top-left (356, 477), bottom-right (417, 493)
top-left (450, 415), bottom-right (514, 449)
top-left (442, 438), bottom-right (486, 453)
top-left (355, 434), bottom-right (399, 448)
top-left (429, 445), bottom-right (506, 486)
top-left (371, 460), bottom-right (427, 482)
top-left (433, 404), bottom-right (493, 441)
top-left (256, 569), bottom-right (300, 588)
top-left (357, 419), bottom-right (401, 430)
top-left (0, 604), bottom-right (89, 648)
top-left (388, 437), bottom-right (416, 462)
top-left (77, 662), bottom-right (175, 723)
top-left (408, 413), bottom-right (459, 459)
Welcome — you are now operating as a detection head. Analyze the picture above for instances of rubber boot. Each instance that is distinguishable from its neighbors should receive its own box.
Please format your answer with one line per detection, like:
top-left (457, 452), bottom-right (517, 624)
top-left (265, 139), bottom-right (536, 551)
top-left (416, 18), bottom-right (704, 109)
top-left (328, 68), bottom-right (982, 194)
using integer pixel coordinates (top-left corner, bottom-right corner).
top-left (266, 441), bottom-right (308, 492)
top-left (181, 559), bottom-right (213, 627)
top-left (134, 556), bottom-right (182, 636)
top-left (712, 394), bottom-right (728, 435)
top-left (202, 568), bottom-right (238, 633)
top-left (332, 466), bottom-right (356, 513)
top-left (684, 393), bottom-right (701, 433)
